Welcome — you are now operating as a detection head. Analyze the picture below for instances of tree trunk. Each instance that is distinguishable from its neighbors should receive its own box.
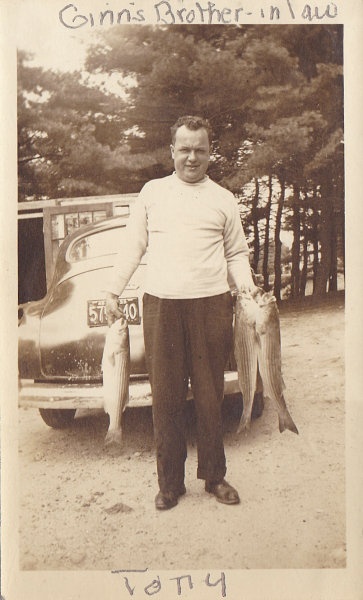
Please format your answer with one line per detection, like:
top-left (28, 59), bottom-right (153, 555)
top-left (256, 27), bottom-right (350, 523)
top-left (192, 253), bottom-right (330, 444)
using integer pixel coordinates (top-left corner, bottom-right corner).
top-left (341, 210), bottom-right (345, 287)
top-left (299, 199), bottom-right (309, 296)
top-left (339, 174), bottom-right (345, 285)
top-left (273, 177), bottom-right (285, 301)
top-left (291, 185), bottom-right (301, 298)
top-left (314, 180), bottom-right (334, 295)
top-left (328, 205), bottom-right (338, 291)
top-left (311, 187), bottom-right (320, 293)
top-left (263, 175), bottom-right (273, 290)
top-left (251, 177), bottom-right (260, 273)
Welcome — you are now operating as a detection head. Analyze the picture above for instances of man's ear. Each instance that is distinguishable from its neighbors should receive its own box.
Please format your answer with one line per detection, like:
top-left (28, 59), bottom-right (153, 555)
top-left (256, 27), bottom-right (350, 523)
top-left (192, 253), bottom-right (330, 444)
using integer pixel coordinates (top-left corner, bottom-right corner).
top-left (170, 144), bottom-right (175, 159)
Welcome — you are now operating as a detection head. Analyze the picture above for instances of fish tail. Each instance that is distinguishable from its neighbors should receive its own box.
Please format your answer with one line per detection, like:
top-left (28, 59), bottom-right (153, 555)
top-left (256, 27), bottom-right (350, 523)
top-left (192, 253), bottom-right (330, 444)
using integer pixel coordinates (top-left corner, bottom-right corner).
top-left (237, 413), bottom-right (252, 435)
top-left (278, 408), bottom-right (299, 435)
top-left (104, 429), bottom-right (123, 448)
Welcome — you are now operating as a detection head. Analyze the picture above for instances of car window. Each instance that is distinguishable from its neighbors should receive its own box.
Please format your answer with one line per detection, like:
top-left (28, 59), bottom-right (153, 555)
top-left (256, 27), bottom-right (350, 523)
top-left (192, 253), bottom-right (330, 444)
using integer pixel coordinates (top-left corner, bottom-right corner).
top-left (67, 227), bottom-right (125, 263)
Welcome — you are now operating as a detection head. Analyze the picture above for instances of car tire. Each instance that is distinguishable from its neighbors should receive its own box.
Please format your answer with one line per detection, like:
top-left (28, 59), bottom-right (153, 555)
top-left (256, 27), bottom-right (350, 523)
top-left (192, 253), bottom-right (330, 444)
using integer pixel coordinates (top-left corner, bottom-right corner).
top-left (39, 408), bottom-right (76, 429)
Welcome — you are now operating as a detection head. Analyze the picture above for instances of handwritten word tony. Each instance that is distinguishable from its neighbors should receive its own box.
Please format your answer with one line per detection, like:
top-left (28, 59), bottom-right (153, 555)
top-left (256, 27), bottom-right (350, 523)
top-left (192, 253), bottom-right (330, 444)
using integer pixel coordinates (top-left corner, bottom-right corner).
top-left (111, 570), bottom-right (227, 597)
top-left (59, 1), bottom-right (339, 28)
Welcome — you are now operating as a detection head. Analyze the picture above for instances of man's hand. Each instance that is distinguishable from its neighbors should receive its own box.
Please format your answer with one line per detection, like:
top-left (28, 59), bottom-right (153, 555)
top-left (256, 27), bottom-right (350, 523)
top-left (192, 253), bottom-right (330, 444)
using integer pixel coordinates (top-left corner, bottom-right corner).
top-left (238, 281), bottom-right (259, 296)
top-left (238, 269), bottom-right (259, 295)
top-left (232, 263), bottom-right (260, 296)
top-left (105, 292), bottom-right (123, 326)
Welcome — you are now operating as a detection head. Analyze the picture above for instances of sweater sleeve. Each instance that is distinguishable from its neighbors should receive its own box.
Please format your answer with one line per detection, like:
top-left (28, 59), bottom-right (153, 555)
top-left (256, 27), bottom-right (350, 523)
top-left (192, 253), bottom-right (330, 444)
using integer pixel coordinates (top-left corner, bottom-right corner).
top-left (104, 191), bottom-right (148, 296)
top-left (224, 199), bottom-right (254, 290)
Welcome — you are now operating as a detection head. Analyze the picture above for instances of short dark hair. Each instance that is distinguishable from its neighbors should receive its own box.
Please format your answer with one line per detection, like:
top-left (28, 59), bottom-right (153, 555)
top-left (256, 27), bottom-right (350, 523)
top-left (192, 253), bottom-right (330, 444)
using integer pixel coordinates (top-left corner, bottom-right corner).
top-left (170, 115), bottom-right (212, 144)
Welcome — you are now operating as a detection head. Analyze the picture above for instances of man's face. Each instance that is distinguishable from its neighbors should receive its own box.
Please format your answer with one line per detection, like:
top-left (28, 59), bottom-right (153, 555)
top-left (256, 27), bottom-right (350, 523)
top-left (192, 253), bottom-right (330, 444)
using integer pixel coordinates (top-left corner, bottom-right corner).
top-left (171, 125), bottom-right (210, 183)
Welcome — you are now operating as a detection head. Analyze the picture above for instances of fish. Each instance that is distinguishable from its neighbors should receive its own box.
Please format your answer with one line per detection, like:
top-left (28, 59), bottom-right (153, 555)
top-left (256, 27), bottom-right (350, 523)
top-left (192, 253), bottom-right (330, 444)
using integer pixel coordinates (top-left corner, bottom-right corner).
top-left (234, 291), bottom-right (260, 432)
top-left (102, 317), bottom-right (130, 448)
top-left (234, 288), bottom-right (298, 435)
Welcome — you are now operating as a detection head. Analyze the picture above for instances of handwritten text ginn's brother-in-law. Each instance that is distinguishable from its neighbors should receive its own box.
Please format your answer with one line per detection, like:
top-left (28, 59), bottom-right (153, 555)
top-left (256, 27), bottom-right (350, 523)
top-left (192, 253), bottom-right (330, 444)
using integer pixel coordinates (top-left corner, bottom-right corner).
top-left (58, 1), bottom-right (339, 28)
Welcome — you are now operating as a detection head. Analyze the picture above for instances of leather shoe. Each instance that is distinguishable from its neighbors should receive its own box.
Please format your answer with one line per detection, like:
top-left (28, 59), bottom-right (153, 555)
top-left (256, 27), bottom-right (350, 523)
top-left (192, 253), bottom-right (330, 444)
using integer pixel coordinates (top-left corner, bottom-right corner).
top-left (205, 479), bottom-right (240, 505)
top-left (155, 484), bottom-right (186, 510)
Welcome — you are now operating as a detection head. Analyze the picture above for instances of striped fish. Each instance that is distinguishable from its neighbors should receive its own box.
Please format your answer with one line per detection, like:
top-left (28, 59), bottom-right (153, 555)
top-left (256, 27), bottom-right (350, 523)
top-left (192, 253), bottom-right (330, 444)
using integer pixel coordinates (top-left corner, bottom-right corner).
top-left (234, 289), bottom-right (298, 435)
top-left (234, 292), bottom-right (260, 432)
top-left (102, 317), bottom-right (130, 447)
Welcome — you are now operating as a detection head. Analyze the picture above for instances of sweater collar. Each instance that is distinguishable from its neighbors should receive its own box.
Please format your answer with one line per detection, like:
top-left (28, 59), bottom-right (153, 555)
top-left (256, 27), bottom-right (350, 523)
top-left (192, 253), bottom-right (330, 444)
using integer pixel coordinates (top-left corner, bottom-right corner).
top-left (172, 172), bottom-right (209, 186)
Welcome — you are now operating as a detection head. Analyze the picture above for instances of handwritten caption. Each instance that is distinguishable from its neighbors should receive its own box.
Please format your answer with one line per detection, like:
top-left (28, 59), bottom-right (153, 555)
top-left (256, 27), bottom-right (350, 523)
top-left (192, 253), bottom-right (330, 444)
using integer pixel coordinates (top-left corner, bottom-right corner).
top-left (59, 1), bottom-right (339, 28)
top-left (111, 570), bottom-right (227, 597)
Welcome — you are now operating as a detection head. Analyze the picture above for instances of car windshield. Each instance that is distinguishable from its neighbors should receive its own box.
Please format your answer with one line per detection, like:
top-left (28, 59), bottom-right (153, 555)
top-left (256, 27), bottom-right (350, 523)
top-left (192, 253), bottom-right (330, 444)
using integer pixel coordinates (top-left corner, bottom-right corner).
top-left (67, 227), bottom-right (125, 263)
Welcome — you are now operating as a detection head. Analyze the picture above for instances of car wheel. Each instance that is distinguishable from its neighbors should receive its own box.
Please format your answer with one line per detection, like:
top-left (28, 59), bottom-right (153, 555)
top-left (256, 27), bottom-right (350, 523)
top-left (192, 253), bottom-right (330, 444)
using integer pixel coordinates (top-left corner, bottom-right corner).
top-left (38, 408), bottom-right (76, 429)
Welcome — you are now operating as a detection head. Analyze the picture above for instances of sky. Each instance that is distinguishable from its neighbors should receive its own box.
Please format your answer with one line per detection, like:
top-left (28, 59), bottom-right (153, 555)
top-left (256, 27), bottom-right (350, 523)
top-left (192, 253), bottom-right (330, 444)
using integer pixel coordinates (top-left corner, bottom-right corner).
top-left (14, 0), bottom-right (93, 71)
top-left (13, 0), bottom-right (133, 95)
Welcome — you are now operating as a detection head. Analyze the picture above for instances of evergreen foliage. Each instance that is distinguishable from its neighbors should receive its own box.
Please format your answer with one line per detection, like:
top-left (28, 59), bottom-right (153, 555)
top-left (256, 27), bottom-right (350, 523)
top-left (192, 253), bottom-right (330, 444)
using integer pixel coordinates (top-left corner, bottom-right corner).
top-left (18, 25), bottom-right (344, 296)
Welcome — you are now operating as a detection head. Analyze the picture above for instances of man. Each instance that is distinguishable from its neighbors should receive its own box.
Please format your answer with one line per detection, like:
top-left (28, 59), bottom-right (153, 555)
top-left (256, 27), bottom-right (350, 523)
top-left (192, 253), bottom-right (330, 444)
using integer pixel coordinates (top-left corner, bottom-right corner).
top-left (105, 115), bottom-right (255, 509)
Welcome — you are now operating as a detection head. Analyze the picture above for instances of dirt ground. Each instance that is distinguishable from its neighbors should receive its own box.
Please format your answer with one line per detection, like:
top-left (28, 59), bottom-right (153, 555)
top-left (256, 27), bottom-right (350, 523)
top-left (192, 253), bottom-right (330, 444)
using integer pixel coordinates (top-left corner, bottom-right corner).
top-left (18, 292), bottom-right (345, 571)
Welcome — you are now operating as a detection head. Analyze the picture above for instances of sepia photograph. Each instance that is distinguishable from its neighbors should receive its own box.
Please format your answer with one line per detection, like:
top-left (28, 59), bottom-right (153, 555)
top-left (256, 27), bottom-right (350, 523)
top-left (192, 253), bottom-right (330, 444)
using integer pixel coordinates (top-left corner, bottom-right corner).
top-left (2, 0), bottom-right (362, 599)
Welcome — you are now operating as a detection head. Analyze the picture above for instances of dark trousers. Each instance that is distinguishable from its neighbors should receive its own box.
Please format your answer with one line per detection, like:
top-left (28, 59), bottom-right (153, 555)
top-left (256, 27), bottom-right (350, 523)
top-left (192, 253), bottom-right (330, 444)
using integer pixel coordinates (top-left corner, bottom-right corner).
top-left (143, 292), bottom-right (233, 494)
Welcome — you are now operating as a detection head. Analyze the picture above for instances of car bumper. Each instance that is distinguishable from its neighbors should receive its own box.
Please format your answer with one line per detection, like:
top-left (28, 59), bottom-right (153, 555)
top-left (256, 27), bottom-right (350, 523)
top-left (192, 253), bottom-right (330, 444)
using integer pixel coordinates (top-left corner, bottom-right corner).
top-left (18, 372), bottom-right (240, 410)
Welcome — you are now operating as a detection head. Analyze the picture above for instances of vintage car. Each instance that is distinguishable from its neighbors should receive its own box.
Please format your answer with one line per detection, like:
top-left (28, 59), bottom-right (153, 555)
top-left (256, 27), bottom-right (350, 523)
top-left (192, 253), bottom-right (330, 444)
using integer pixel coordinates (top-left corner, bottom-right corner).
top-left (18, 215), bottom-right (242, 428)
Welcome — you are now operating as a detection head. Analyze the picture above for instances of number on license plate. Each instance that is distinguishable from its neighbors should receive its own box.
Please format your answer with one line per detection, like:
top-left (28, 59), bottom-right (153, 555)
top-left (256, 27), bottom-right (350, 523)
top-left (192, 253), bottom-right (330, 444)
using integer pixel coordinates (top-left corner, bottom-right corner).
top-left (87, 297), bottom-right (140, 327)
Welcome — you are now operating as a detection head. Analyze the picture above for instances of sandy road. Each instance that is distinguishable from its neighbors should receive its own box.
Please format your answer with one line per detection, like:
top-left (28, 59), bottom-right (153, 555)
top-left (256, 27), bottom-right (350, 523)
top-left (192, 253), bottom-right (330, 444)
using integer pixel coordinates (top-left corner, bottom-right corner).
top-left (18, 294), bottom-right (345, 571)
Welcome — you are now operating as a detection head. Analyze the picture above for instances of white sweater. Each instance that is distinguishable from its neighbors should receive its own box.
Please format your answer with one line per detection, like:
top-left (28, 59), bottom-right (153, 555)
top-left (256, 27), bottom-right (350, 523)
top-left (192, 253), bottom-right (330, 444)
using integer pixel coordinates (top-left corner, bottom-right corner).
top-left (107, 173), bottom-right (252, 299)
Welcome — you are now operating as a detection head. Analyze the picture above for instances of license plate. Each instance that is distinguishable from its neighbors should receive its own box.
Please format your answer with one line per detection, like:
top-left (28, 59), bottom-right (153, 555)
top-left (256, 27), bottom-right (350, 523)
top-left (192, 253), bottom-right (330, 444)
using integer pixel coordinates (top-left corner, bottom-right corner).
top-left (87, 297), bottom-right (141, 327)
